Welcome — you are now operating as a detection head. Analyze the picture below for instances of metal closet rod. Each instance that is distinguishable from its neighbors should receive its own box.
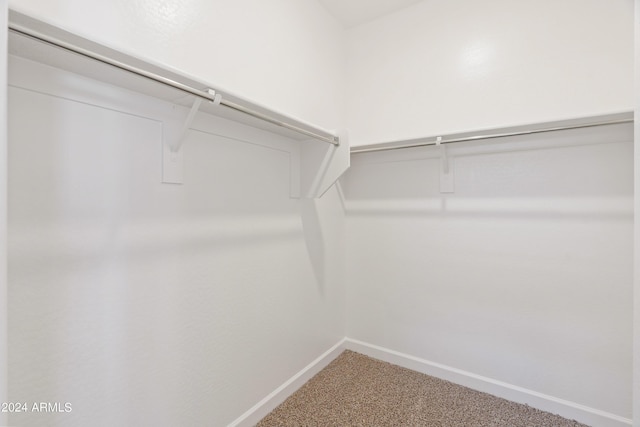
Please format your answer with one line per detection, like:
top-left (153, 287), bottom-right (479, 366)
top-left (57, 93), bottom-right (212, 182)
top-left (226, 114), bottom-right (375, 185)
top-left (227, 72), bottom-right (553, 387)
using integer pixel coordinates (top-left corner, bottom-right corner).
top-left (351, 117), bottom-right (633, 154)
top-left (8, 25), bottom-right (340, 146)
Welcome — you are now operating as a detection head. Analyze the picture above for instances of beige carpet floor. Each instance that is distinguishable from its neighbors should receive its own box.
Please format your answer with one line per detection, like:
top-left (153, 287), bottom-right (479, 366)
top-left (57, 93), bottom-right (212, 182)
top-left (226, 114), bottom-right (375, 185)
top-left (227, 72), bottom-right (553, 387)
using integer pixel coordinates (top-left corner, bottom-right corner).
top-left (257, 350), bottom-right (589, 427)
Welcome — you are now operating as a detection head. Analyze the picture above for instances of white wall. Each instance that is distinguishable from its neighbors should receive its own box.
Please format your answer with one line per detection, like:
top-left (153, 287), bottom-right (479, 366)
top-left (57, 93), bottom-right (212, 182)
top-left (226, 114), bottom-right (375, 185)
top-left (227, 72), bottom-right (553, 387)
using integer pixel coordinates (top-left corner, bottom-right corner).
top-left (342, 124), bottom-right (634, 423)
top-left (346, 0), bottom-right (634, 146)
top-left (6, 55), bottom-right (345, 426)
top-left (8, 0), bottom-right (346, 132)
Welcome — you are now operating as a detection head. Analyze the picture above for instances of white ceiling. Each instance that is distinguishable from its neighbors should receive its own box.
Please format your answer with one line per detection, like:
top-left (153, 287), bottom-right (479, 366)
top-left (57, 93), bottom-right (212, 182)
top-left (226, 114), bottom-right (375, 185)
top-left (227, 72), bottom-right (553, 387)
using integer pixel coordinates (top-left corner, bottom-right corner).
top-left (318, 0), bottom-right (423, 29)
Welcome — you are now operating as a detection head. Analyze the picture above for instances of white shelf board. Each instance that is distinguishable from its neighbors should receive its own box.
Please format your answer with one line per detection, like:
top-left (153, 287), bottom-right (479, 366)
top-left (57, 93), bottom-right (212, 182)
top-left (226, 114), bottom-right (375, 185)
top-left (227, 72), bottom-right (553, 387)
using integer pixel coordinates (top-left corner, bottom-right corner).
top-left (8, 9), bottom-right (336, 144)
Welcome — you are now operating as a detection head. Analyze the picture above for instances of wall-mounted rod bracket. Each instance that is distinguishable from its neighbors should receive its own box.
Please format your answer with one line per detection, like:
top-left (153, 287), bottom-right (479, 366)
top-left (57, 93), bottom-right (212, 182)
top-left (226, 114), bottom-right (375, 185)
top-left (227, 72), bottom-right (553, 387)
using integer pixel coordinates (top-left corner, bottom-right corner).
top-left (162, 89), bottom-right (219, 184)
top-left (168, 89), bottom-right (221, 153)
top-left (168, 96), bottom-right (202, 153)
top-left (436, 136), bottom-right (454, 193)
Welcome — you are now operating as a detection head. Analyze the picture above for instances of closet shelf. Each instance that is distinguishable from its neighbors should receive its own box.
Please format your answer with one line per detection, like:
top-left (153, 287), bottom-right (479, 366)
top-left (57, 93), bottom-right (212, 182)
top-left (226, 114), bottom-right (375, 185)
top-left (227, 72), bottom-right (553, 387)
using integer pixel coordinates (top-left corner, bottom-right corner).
top-left (7, 10), bottom-right (339, 146)
top-left (7, 9), bottom-right (350, 198)
top-left (351, 112), bottom-right (634, 154)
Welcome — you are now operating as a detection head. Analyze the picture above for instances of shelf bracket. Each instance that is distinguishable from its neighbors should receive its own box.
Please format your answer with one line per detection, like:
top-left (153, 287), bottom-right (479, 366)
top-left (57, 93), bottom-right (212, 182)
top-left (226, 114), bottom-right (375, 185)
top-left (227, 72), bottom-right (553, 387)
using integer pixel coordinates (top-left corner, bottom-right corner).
top-left (162, 89), bottom-right (221, 184)
top-left (436, 136), bottom-right (454, 193)
top-left (297, 130), bottom-right (350, 199)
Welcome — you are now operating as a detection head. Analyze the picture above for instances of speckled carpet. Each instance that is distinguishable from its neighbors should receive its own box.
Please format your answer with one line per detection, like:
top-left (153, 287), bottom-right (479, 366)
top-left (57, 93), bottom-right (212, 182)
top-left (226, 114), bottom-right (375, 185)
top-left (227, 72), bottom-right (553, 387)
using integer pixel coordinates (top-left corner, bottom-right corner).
top-left (257, 350), bottom-right (588, 427)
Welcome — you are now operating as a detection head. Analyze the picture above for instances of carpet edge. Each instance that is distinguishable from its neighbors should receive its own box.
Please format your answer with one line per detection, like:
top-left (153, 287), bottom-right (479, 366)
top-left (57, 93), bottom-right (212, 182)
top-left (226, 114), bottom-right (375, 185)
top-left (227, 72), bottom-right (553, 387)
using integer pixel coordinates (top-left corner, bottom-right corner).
top-left (343, 338), bottom-right (632, 427)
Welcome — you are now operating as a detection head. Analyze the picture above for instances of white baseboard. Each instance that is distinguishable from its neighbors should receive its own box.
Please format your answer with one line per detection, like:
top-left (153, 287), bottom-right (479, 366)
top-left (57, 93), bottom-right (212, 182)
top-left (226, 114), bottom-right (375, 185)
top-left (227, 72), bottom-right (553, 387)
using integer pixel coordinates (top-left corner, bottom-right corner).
top-left (344, 338), bottom-right (632, 427)
top-left (227, 338), bottom-right (347, 427)
top-left (227, 337), bottom-right (632, 427)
